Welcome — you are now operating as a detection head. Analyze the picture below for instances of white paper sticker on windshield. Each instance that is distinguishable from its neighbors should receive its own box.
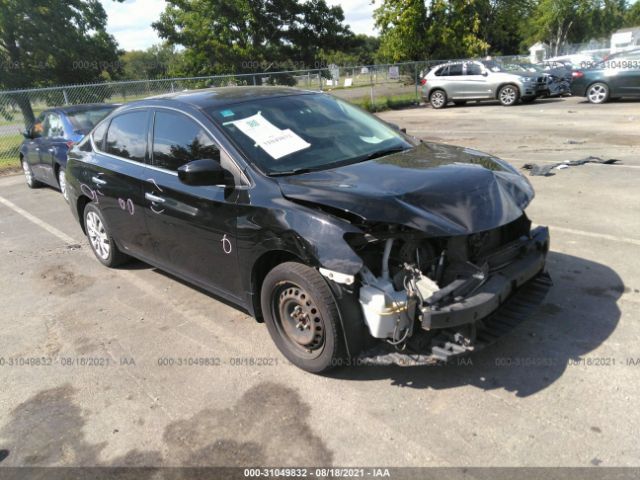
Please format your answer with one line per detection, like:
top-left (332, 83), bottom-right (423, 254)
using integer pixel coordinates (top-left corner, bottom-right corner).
top-left (230, 113), bottom-right (310, 159)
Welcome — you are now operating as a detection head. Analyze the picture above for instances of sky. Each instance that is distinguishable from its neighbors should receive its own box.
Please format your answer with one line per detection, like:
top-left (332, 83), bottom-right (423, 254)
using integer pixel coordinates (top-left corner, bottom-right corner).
top-left (100, 0), bottom-right (378, 51)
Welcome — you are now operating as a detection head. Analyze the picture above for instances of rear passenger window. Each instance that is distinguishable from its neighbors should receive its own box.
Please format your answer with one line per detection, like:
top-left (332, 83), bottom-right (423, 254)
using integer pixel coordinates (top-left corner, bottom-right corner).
top-left (448, 64), bottom-right (463, 76)
top-left (152, 111), bottom-right (220, 171)
top-left (105, 111), bottom-right (148, 162)
top-left (435, 66), bottom-right (449, 76)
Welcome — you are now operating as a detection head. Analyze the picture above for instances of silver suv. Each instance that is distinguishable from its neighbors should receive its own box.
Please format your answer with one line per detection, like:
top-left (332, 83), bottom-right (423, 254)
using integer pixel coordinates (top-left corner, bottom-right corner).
top-left (421, 60), bottom-right (548, 108)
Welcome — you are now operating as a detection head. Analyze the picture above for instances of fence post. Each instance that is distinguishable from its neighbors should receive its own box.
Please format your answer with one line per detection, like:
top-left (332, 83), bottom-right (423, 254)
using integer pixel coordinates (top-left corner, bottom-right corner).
top-left (369, 69), bottom-right (374, 109)
top-left (62, 89), bottom-right (70, 105)
top-left (319, 70), bottom-right (322, 91)
top-left (414, 62), bottom-right (419, 105)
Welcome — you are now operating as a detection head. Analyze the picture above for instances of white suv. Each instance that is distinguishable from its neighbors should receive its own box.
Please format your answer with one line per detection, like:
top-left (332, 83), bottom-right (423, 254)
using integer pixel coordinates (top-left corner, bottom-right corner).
top-left (421, 60), bottom-right (548, 108)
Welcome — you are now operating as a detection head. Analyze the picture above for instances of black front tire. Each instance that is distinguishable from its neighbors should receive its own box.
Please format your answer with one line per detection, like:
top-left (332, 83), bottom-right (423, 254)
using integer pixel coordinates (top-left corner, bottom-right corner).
top-left (83, 203), bottom-right (129, 268)
top-left (261, 262), bottom-right (345, 373)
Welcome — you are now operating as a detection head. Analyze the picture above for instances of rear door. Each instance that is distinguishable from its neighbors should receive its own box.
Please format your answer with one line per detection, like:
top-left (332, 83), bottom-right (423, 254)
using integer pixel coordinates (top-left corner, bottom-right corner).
top-left (24, 113), bottom-right (47, 181)
top-left (441, 63), bottom-right (465, 98)
top-left (142, 109), bottom-right (243, 298)
top-left (90, 109), bottom-right (154, 258)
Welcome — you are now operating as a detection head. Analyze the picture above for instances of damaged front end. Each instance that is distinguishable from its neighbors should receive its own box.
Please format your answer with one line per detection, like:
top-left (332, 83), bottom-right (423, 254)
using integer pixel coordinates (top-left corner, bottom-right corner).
top-left (346, 215), bottom-right (551, 366)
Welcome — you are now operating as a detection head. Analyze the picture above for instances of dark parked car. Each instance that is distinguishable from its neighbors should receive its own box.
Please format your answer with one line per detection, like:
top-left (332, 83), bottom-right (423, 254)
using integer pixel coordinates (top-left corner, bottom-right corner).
top-left (19, 104), bottom-right (117, 199)
top-left (571, 50), bottom-right (640, 103)
top-left (65, 87), bottom-right (551, 373)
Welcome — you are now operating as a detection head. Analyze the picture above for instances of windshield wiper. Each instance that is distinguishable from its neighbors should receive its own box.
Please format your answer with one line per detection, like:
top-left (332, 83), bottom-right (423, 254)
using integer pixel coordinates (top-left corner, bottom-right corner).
top-left (363, 146), bottom-right (409, 161)
top-left (269, 167), bottom-right (316, 177)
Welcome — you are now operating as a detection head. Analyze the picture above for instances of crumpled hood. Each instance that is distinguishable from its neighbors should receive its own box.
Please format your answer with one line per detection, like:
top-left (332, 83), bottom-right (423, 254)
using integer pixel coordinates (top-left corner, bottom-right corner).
top-left (277, 142), bottom-right (535, 236)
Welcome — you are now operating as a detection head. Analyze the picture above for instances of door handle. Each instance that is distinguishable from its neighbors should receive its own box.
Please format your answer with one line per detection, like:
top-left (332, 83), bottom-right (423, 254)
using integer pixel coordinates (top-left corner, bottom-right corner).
top-left (145, 192), bottom-right (165, 204)
top-left (92, 176), bottom-right (107, 186)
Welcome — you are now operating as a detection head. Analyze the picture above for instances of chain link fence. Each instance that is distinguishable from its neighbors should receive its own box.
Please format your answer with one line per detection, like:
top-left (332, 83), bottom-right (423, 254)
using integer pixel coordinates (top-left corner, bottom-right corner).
top-left (0, 40), bottom-right (622, 170)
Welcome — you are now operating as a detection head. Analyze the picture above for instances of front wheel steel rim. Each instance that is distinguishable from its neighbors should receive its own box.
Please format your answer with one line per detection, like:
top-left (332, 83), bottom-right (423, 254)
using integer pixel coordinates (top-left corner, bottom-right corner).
top-left (273, 282), bottom-right (325, 358)
top-left (500, 87), bottom-right (517, 104)
top-left (431, 92), bottom-right (445, 107)
top-left (588, 84), bottom-right (607, 103)
top-left (86, 211), bottom-right (110, 260)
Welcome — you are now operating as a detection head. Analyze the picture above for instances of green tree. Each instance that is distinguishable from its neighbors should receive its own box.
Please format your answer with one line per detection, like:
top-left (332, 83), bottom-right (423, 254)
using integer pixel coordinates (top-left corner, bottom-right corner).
top-left (374, 0), bottom-right (489, 62)
top-left (624, 0), bottom-right (640, 26)
top-left (153, 0), bottom-right (354, 76)
top-left (119, 44), bottom-right (182, 80)
top-left (522, 0), bottom-right (628, 55)
top-left (0, 0), bottom-right (123, 126)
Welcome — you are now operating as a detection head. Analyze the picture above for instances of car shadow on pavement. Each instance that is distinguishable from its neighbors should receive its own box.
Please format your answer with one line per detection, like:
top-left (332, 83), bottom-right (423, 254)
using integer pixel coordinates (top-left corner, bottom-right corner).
top-left (332, 251), bottom-right (623, 397)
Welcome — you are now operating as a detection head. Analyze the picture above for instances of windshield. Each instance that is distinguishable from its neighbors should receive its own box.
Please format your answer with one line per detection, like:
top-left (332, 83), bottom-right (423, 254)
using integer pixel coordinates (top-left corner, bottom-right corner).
top-left (67, 107), bottom-right (116, 133)
top-left (207, 93), bottom-right (414, 175)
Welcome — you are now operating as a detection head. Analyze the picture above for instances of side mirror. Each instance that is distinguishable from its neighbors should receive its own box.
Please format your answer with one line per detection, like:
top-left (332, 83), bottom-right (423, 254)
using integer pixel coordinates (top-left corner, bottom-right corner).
top-left (178, 159), bottom-right (229, 186)
top-left (482, 71), bottom-right (489, 77)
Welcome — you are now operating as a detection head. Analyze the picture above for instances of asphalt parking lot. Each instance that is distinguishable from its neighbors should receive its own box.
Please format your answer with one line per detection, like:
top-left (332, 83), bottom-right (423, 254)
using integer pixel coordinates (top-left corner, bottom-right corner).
top-left (0, 95), bottom-right (639, 469)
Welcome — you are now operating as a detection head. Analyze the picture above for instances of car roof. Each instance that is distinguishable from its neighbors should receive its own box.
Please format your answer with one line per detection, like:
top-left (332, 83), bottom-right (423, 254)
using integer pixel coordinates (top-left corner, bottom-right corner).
top-left (135, 86), bottom-right (316, 111)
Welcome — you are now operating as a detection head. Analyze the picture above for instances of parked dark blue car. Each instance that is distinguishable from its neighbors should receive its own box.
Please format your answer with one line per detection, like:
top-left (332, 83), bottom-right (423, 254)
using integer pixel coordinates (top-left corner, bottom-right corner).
top-left (19, 104), bottom-right (117, 200)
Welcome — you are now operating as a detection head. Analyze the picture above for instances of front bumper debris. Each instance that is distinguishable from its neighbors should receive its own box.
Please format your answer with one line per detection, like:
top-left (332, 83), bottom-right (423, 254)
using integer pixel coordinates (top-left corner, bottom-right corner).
top-left (357, 227), bottom-right (552, 366)
top-left (423, 226), bottom-right (550, 330)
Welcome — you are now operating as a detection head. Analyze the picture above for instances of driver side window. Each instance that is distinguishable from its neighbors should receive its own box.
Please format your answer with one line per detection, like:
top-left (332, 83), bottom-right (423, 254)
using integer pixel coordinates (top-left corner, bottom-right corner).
top-left (151, 111), bottom-right (220, 172)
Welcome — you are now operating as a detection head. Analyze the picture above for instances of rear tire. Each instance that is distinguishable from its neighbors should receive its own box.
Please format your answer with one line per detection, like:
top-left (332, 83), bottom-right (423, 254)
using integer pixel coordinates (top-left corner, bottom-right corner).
top-left (429, 90), bottom-right (448, 109)
top-left (586, 82), bottom-right (609, 104)
top-left (83, 203), bottom-right (129, 268)
top-left (498, 85), bottom-right (520, 106)
top-left (21, 158), bottom-right (42, 189)
top-left (260, 262), bottom-right (345, 373)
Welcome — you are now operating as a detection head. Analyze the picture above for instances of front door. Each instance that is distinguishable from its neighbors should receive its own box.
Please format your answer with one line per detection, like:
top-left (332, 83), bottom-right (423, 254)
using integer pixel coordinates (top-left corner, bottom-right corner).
top-left (461, 62), bottom-right (492, 99)
top-left (142, 109), bottom-right (242, 299)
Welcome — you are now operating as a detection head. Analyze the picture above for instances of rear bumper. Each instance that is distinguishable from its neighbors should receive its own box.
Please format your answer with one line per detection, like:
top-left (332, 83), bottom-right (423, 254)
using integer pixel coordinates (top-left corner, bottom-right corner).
top-left (422, 226), bottom-right (550, 330)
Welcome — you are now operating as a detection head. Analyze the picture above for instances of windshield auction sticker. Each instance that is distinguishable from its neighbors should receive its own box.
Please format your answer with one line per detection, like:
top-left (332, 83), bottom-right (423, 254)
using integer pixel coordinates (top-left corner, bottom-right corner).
top-left (230, 112), bottom-right (311, 159)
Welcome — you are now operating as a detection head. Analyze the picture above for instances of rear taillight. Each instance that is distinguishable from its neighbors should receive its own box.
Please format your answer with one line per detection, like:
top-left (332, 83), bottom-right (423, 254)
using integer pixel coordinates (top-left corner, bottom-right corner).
top-left (420, 78), bottom-right (427, 86)
top-left (66, 141), bottom-right (75, 148)
top-left (572, 71), bottom-right (584, 79)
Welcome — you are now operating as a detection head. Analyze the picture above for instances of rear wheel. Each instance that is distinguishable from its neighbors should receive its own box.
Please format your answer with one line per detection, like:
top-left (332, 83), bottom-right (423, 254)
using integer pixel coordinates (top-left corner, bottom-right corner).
top-left (498, 85), bottom-right (519, 106)
top-left (22, 158), bottom-right (41, 189)
top-left (586, 82), bottom-right (609, 104)
top-left (429, 90), bottom-right (448, 109)
top-left (83, 203), bottom-right (129, 267)
top-left (261, 262), bottom-right (344, 373)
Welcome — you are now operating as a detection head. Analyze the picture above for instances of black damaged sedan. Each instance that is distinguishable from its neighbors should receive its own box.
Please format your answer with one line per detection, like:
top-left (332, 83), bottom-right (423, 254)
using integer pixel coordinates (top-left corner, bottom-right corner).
top-left (66, 87), bottom-right (551, 373)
